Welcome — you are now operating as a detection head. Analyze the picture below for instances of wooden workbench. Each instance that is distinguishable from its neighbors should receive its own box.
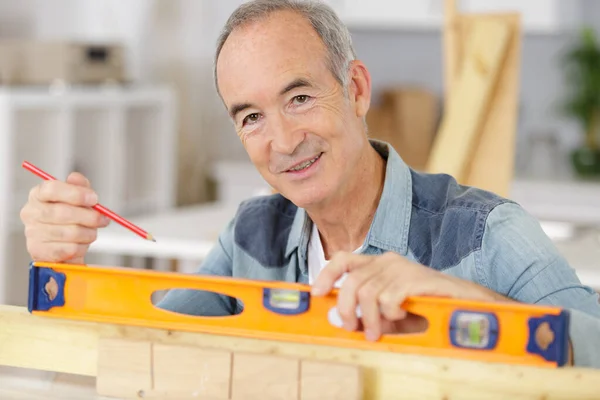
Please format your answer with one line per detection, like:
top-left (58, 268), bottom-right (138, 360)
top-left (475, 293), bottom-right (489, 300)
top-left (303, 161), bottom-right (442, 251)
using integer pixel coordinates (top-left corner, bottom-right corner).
top-left (1, 305), bottom-right (599, 399)
top-left (0, 366), bottom-right (106, 400)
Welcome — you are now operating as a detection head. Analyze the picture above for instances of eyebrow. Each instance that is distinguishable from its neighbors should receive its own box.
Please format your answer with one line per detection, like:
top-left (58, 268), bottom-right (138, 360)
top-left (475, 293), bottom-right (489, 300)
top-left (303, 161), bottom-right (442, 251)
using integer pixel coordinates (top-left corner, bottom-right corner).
top-left (228, 78), bottom-right (314, 120)
top-left (280, 78), bottom-right (312, 96)
top-left (229, 102), bottom-right (252, 120)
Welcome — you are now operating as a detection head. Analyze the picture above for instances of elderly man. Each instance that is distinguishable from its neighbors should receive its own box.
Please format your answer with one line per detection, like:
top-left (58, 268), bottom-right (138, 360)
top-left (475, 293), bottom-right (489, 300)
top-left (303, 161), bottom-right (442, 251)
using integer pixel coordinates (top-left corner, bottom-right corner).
top-left (19, 0), bottom-right (600, 367)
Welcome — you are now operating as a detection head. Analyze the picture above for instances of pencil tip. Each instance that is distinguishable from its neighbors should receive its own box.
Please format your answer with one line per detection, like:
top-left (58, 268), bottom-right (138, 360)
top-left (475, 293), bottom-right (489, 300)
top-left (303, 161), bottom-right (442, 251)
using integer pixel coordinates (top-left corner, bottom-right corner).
top-left (147, 234), bottom-right (156, 242)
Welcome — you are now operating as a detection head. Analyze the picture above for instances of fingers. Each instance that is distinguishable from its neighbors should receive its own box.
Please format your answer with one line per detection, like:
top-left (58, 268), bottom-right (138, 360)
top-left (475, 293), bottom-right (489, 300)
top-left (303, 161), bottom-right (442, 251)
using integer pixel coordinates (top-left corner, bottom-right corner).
top-left (25, 223), bottom-right (98, 244)
top-left (20, 172), bottom-right (103, 265)
top-left (31, 180), bottom-right (98, 207)
top-left (329, 253), bottom-right (403, 341)
top-left (356, 273), bottom-right (389, 341)
top-left (66, 172), bottom-right (91, 188)
top-left (336, 264), bottom-right (382, 333)
top-left (311, 252), bottom-right (374, 295)
top-left (22, 202), bottom-right (110, 229)
top-left (319, 251), bottom-right (461, 342)
top-left (348, 266), bottom-right (403, 341)
top-left (26, 240), bottom-right (89, 263)
top-left (378, 281), bottom-right (409, 321)
top-left (320, 251), bottom-right (417, 341)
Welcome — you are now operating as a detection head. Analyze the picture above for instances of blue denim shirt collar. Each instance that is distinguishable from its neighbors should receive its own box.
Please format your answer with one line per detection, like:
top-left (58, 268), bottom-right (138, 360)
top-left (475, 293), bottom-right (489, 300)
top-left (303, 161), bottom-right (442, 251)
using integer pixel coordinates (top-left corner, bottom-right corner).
top-left (285, 140), bottom-right (412, 270)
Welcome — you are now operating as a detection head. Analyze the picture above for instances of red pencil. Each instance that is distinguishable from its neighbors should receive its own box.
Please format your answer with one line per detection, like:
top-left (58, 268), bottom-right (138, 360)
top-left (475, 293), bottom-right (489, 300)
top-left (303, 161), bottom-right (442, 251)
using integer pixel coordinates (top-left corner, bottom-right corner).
top-left (22, 161), bottom-right (156, 242)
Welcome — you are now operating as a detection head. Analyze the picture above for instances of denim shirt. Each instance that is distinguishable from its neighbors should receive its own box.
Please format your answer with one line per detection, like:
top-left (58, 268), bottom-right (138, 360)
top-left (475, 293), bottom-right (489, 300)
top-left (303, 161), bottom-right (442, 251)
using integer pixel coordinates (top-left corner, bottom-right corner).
top-left (158, 140), bottom-right (600, 368)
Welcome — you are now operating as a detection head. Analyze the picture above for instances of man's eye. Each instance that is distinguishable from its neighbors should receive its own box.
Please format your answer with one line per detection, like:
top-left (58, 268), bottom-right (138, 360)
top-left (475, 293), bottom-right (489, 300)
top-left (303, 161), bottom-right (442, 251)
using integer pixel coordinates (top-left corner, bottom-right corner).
top-left (293, 95), bottom-right (309, 104)
top-left (243, 113), bottom-right (260, 125)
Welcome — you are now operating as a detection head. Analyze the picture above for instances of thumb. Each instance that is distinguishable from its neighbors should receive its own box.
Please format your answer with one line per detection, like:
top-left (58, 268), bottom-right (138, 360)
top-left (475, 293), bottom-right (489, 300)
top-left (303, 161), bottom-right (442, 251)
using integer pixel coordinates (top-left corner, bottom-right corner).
top-left (66, 172), bottom-right (91, 188)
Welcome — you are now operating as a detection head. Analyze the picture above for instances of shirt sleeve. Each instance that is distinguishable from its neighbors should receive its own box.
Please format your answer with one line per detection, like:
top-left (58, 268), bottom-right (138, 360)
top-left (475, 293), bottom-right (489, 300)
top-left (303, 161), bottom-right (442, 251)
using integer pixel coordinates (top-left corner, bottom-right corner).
top-left (154, 217), bottom-right (240, 317)
top-left (480, 202), bottom-right (600, 368)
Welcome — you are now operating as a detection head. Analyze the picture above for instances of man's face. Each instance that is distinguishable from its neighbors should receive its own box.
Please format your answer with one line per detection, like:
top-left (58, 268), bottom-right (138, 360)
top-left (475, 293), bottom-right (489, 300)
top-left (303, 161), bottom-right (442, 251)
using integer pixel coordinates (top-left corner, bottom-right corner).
top-left (216, 10), bottom-right (370, 208)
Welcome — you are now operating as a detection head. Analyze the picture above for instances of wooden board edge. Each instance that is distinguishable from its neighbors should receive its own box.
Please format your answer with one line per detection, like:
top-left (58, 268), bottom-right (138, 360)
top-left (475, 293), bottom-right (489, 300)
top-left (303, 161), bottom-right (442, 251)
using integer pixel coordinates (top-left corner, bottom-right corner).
top-left (460, 14), bottom-right (522, 196)
top-left (427, 17), bottom-right (512, 179)
top-left (2, 306), bottom-right (600, 399)
top-left (443, 0), bottom-right (461, 109)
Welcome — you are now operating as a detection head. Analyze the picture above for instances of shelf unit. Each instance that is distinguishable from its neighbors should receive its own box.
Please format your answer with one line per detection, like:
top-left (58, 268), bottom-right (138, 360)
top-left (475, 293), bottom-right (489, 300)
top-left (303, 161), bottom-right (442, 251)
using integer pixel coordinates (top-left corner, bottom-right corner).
top-left (0, 84), bottom-right (177, 305)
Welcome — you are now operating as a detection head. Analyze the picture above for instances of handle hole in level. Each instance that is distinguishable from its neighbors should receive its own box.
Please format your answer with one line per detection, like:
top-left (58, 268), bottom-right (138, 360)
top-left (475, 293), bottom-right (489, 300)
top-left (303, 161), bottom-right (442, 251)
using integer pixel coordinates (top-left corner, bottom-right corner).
top-left (150, 289), bottom-right (244, 316)
top-left (327, 306), bottom-right (429, 335)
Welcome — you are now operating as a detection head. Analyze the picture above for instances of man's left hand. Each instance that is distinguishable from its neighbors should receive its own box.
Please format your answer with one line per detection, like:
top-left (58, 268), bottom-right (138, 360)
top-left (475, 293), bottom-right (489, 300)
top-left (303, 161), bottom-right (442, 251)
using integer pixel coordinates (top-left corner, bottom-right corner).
top-left (311, 251), bottom-right (509, 341)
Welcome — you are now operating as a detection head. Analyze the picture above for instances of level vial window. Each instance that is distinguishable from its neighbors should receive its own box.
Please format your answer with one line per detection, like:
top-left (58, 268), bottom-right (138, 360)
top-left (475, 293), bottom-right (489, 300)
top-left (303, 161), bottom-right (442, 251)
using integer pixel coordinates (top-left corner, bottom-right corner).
top-left (450, 310), bottom-right (499, 350)
top-left (268, 289), bottom-right (301, 310)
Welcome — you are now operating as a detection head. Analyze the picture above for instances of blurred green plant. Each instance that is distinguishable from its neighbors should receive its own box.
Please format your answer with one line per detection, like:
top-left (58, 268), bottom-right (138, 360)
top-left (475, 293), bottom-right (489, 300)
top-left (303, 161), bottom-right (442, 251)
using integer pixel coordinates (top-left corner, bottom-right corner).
top-left (560, 26), bottom-right (600, 176)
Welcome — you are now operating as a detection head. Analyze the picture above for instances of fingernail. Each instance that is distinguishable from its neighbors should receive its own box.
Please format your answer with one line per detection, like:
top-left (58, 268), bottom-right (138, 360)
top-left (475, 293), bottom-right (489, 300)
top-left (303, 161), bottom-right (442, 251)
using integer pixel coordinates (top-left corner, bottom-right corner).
top-left (311, 286), bottom-right (324, 296)
top-left (365, 330), bottom-right (378, 341)
top-left (86, 193), bottom-right (98, 206)
top-left (101, 216), bottom-right (110, 225)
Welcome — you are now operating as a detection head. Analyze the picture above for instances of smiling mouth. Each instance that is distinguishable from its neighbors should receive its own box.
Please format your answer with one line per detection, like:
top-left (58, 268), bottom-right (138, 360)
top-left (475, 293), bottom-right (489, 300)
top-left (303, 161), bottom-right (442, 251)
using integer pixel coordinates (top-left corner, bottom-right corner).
top-left (286, 153), bottom-right (322, 172)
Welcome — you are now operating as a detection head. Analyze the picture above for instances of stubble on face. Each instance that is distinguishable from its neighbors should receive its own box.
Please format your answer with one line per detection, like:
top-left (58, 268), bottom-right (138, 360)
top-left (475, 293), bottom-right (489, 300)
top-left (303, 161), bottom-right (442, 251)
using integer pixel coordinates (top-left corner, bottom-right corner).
top-left (216, 10), bottom-right (365, 208)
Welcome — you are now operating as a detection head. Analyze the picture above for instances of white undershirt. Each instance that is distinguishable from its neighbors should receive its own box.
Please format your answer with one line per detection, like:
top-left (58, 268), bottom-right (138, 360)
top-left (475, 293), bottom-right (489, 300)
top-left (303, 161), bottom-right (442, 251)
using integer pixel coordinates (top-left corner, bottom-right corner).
top-left (307, 222), bottom-right (363, 288)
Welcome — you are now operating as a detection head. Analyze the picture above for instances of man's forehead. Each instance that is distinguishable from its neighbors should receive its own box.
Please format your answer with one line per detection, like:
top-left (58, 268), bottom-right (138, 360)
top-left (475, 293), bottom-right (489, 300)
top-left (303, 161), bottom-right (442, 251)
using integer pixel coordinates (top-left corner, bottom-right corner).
top-left (220, 10), bottom-right (324, 57)
top-left (216, 10), bottom-right (328, 102)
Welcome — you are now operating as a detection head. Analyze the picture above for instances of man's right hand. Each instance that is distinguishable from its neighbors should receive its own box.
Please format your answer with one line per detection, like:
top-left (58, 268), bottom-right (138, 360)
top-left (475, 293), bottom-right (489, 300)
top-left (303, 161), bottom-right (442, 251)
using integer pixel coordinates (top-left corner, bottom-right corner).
top-left (19, 172), bottom-right (111, 264)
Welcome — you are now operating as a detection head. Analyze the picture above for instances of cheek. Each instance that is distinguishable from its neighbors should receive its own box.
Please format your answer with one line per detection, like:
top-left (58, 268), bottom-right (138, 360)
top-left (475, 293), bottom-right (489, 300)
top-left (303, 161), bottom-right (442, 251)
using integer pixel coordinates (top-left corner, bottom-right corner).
top-left (317, 98), bottom-right (354, 126)
top-left (304, 104), bottom-right (348, 136)
top-left (243, 134), bottom-right (272, 171)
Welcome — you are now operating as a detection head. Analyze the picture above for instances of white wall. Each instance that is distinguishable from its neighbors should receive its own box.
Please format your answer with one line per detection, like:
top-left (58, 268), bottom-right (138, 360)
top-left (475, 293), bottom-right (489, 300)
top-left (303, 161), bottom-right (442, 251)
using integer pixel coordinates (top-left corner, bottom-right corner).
top-left (146, 0), bottom-right (250, 204)
top-left (0, 0), bottom-right (33, 37)
top-left (0, 0), bottom-right (248, 204)
top-left (2, 0), bottom-right (600, 201)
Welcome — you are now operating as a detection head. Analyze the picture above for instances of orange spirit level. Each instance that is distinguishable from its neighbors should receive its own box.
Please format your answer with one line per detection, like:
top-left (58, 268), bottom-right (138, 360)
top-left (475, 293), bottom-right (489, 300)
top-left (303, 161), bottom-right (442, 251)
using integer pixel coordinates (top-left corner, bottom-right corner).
top-left (27, 261), bottom-right (570, 368)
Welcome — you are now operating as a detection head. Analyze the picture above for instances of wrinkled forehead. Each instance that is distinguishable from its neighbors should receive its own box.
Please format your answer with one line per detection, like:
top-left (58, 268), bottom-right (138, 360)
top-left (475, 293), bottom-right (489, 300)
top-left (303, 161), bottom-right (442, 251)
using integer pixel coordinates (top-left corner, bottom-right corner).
top-left (216, 11), bottom-right (331, 107)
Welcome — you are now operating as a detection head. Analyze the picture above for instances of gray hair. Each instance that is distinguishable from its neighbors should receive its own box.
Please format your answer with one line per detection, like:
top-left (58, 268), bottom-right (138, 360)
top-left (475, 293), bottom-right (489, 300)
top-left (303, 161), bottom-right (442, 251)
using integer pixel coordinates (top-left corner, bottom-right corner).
top-left (214, 0), bottom-right (357, 96)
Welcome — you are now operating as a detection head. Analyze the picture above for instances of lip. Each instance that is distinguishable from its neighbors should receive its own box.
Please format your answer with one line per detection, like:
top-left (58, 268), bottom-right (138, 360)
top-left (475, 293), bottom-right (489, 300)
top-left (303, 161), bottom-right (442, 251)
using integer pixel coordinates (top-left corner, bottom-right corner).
top-left (285, 154), bottom-right (321, 172)
top-left (283, 153), bottom-right (323, 179)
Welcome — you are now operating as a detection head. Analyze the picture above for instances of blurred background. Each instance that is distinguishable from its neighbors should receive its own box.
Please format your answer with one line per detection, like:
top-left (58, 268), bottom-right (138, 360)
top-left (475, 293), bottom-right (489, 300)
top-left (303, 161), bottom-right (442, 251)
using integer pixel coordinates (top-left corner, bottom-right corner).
top-left (0, 0), bottom-right (599, 307)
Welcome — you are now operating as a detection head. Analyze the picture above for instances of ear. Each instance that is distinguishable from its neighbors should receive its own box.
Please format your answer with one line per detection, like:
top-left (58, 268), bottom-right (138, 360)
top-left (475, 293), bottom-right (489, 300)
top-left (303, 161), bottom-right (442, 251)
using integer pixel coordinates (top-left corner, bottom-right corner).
top-left (347, 60), bottom-right (372, 118)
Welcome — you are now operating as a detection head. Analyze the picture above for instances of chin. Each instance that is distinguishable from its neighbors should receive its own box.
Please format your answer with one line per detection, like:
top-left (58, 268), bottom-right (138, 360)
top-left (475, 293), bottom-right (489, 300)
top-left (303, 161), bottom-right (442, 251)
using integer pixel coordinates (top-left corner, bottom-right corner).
top-left (281, 183), bottom-right (330, 209)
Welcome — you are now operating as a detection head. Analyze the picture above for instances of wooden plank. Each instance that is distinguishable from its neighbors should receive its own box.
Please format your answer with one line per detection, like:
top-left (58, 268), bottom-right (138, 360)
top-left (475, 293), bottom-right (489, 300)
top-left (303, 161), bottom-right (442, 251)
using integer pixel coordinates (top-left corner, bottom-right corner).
top-left (461, 14), bottom-right (521, 197)
top-left (0, 306), bottom-right (99, 376)
top-left (96, 338), bottom-right (152, 399)
top-left (0, 366), bottom-right (104, 400)
top-left (443, 0), bottom-right (461, 109)
top-left (95, 339), bottom-right (233, 399)
top-left (300, 360), bottom-right (363, 400)
top-left (231, 352), bottom-right (299, 400)
top-left (0, 386), bottom-right (99, 400)
top-left (1, 305), bottom-right (600, 399)
top-left (153, 343), bottom-right (232, 399)
top-left (426, 18), bottom-right (510, 182)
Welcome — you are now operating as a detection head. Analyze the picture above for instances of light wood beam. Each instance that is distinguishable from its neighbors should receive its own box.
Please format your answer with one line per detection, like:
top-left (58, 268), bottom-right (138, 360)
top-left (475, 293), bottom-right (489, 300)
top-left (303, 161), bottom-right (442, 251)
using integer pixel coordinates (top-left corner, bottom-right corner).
top-left (1, 305), bottom-right (599, 399)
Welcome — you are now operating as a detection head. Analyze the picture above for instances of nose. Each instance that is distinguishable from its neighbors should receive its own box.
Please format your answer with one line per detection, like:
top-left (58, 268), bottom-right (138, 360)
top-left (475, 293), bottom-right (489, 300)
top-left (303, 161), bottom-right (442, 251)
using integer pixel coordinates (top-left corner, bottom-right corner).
top-left (269, 114), bottom-right (304, 155)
